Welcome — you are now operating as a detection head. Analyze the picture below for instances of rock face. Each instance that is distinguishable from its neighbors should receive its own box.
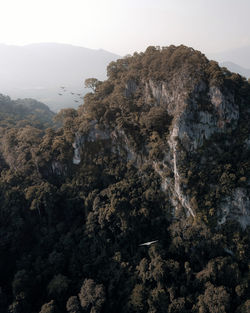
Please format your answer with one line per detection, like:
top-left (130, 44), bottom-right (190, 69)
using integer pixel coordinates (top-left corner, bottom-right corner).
top-left (144, 80), bottom-right (244, 223)
top-left (73, 45), bottom-right (250, 228)
top-left (218, 188), bottom-right (250, 228)
top-left (152, 82), bottom-right (248, 228)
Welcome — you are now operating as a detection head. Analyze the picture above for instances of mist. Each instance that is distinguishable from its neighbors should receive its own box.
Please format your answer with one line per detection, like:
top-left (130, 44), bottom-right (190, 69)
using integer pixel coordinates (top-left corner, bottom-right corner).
top-left (0, 43), bottom-right (119, 111)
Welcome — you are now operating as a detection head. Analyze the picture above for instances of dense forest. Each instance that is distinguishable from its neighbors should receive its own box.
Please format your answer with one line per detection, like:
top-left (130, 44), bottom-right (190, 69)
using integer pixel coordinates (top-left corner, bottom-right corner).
top-left (0, 46), bottom-right (249, 313)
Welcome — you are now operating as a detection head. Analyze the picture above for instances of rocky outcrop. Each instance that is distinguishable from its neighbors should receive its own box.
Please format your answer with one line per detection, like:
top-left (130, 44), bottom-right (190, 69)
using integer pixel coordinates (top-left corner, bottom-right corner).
top-left (72, 135), bottom-right (82, 165)
top-left (51, 160), bottom-right (67, 175)
top-left (144, 79), bottom-right (239, 150)
top-left (124, 80), bottom-right (137, 98)
top-left (218, 188), bottom-right (250, 229)
top-left (72, 47), bottom-right (250, 228)
top-left (72, 120), bottom-right (110, 165)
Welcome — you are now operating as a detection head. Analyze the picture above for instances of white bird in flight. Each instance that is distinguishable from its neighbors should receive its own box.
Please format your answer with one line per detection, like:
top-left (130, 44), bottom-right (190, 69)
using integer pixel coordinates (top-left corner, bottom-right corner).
top-left (139, 240), bottom-right (158, 246)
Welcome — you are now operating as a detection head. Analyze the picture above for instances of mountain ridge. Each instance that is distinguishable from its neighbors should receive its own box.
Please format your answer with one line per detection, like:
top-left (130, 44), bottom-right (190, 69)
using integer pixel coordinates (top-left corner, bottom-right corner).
top-left (72, 45), bottom-right (250, 228)
top-left (0, 45), bottom-right (249, 313)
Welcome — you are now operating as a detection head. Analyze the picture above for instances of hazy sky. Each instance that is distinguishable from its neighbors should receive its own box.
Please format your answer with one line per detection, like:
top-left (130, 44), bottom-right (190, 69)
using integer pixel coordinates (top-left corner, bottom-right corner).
top-left (0, 0), bottom-right (249, 55)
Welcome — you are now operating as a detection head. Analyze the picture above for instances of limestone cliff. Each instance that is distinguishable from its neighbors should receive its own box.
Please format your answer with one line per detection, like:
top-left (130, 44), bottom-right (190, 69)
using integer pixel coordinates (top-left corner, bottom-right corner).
top-left (73, 45), bottom-right (250, 228)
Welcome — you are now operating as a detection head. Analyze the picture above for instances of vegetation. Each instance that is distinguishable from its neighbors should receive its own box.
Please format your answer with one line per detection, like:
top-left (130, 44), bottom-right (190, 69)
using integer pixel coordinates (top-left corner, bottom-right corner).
top-left (0, 95), bottom-right (55, 129)
top-left (0, 46), bottom-right (249, 313)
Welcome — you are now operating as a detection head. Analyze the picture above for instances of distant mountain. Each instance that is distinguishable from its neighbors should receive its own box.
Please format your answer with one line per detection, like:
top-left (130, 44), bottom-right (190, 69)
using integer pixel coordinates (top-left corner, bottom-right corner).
top-left (0, 43), bottom-right (120, 112)
top-left (208, 46), bottom-right (250, 69)
top-left (220, 61), bottom-right (250, 79)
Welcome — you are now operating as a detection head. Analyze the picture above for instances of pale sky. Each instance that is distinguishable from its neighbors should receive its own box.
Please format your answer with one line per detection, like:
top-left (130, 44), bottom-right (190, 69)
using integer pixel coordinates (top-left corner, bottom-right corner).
top-left (0, 0), bottom-right (249, 55)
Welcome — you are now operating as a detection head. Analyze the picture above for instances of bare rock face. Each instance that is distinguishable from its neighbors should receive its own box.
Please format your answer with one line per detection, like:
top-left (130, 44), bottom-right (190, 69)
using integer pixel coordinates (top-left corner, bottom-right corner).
top-left (147, 81), bottom-right (248, 228)
top-left (144, 79), bottom-right (239, 150)
top-left (121, 72), bottom-right (248, 226)
top-left (72, 120), bottom-right (110, 165)
top-left (218, 188), bottom-right (250, 229)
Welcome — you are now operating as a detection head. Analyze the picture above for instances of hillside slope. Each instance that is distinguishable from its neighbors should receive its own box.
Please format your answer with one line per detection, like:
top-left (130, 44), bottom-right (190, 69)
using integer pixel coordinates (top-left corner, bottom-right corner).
top-left (0, 46), bottom-right (249, 313)
top-left (0, 94), bottom-right (55, 128)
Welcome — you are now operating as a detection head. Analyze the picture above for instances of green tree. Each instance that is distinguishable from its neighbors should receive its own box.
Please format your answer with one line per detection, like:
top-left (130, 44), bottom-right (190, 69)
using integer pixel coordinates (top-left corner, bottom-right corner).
top-left (196, 283), bottom-right (230, 313)
top-left (39, 300), bottom-right (58, 313)
top-left (129, 284), bottom-right (146, 312)
top-left (84, 78), bottom-right (101, 92)
top-left (47, 274), bottom-right (70, 299)
top-left (66, 296), bottom-right (82, 313)
top-left (78, 279), bottom-right (105, 313)
top-left (12, 270), bottom-right (30, 298)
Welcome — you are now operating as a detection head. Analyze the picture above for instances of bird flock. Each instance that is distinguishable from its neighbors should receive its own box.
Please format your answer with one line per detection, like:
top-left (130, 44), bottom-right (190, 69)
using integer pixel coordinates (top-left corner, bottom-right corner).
top-left (58, 86), bottom-right (85, 103)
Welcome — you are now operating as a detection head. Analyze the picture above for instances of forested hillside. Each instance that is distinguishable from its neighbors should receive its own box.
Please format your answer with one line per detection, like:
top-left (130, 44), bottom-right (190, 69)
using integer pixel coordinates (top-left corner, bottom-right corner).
top-left (0, 95), bottom-right (55, 128)
top-left (0, 46), bottom-right (249, 313)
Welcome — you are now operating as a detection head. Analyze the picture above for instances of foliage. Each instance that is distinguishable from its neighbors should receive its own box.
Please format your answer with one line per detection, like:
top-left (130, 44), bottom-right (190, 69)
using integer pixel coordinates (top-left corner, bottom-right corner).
top-left (78, 279), bottom-right (105, 313)
top-left (0, 45), bottom-right (249, 313)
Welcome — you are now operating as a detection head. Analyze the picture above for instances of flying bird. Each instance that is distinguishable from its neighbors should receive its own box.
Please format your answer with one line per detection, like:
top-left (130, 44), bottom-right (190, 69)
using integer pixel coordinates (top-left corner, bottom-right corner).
top-left (139, 240), bottom-right (158, 246)
top-left (58, 93), bottom-right (63, 96)
top-left (71, 92), bottom-right (75, 95)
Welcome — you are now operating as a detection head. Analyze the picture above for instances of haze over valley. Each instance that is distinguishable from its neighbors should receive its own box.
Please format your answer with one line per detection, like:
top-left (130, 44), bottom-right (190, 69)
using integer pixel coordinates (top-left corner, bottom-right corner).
top-left (0, 43), bottom-right (119, 112)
